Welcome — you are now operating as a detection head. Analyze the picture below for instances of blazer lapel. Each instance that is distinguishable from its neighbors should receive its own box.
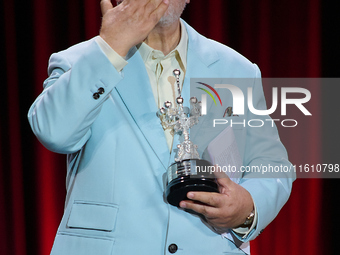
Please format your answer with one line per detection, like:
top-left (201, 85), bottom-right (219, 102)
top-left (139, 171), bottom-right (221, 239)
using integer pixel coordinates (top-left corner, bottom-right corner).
top-left (115, 21), bottom-right (222, 169)
top-left (180, 21), bottom-right (222, 154)
top-left (115, 50), bottom-right (169, 170)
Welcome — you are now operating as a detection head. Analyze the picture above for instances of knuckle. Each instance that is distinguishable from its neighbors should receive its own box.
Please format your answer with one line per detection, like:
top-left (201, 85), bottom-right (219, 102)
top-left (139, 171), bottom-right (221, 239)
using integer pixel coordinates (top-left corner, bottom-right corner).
top-left (122, 1), bottom-right (137, 14)
top-left (202, 206), bottom-right (212, 217)
top-left (208, 194), bottom-right (219, 206)
top-left (149, 12), bottom-right (160, 23)
top-left (136, 0), bottom-right (147, 7)
top-left (125, 4), bottom-right (135, 13)
top-left (146, 0), bottom-right (157, 10)
top-left (208, 196), bottom-right (216, 205)
top-left (124, 9), bottom-right (138, 21)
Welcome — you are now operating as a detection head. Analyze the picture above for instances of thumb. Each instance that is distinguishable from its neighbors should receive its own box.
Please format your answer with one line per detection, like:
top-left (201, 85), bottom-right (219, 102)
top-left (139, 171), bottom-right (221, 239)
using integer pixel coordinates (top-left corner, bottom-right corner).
top-left (100, 0), bottom-right (114, 15)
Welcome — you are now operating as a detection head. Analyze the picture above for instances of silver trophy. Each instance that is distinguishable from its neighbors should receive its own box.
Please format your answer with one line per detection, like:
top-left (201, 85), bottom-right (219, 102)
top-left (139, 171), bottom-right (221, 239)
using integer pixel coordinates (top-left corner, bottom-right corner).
top-left (157, 69), bottom-right (219, 207)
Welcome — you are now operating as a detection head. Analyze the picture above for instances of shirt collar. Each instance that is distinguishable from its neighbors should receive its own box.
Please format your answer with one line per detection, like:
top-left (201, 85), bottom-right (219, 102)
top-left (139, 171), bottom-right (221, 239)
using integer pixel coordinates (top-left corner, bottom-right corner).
top-left (138, 20), bottom-right (188, 67)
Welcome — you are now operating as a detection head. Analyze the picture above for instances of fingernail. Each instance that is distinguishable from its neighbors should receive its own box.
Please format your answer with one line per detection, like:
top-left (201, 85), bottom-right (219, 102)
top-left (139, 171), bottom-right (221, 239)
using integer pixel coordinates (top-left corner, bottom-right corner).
top-left (179, 201), bottom-right (186, 208)
top-left (187, 192), bottom-right (194, 199)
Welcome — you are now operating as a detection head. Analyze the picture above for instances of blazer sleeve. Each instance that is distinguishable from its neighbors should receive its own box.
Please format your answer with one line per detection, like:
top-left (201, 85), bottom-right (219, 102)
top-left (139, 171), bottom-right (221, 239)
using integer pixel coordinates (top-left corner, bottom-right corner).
top-left (235, 64), bottom-right (295, 242)
top-left (28, 38), bottom-right (123, 154)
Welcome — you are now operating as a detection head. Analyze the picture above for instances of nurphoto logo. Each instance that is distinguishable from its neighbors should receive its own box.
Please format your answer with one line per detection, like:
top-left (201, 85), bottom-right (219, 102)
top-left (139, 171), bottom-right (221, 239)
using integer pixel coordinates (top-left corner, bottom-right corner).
top-left (195, 80), bottom-right (312, 128)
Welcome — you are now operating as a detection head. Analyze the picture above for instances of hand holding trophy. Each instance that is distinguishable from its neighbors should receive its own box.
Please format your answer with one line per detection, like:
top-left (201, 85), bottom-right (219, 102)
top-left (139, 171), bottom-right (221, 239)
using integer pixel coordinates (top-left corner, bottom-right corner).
top-left (157, 69), bottom-right (219, 207)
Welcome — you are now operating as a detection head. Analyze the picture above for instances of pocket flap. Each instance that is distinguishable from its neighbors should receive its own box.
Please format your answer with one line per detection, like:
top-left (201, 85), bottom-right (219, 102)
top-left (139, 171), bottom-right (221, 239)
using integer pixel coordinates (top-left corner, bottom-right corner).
top-left (67, 201), bottom-right (118, 232)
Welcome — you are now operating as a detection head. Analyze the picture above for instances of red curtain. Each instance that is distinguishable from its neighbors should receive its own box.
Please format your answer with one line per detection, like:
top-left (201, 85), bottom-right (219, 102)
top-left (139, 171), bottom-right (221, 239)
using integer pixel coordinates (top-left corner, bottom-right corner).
top-left (0, 0), bottom-right (327, 254)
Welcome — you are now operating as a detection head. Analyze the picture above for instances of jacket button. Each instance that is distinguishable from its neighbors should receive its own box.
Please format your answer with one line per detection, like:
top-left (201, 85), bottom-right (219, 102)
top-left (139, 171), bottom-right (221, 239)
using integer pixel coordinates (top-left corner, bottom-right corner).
top-left (98, 87), bottom-right (105, 94)
top-left (168, 243), bottom-right (178, 253)
top-left (93, 92), bottom-right (100, 100)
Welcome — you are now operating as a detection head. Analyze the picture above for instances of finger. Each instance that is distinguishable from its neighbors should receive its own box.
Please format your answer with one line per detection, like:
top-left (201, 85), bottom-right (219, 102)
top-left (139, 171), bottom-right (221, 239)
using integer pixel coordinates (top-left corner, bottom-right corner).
top-left (145, 0), bottom-right (164, 15)
top-left (186, 191), bottom-right (223, 207)
top-left (149, 0), bottom-right (169, 22)
top-left (179, 200), bottom-right (219, 219)
top-left (100, 0), bottom-right (114, 15)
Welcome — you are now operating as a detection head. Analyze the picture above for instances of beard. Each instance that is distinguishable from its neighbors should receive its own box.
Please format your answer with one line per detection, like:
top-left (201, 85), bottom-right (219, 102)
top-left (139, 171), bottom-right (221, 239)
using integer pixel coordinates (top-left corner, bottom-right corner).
top-left (157, 0), bottom-right (187, 27)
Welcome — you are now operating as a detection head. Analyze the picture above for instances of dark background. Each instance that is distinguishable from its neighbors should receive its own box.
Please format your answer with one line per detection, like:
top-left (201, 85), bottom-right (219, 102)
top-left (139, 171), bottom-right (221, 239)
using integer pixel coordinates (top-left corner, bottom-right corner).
top-left (1, 0), bottom-right (339, 254)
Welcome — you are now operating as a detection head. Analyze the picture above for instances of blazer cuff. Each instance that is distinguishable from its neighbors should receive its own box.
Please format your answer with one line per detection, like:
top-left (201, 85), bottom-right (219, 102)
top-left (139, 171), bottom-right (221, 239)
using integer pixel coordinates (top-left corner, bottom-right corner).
top-left (232, 201), bottom-right (258, 239)
top-left (95, 36), bottom-right (128, 72)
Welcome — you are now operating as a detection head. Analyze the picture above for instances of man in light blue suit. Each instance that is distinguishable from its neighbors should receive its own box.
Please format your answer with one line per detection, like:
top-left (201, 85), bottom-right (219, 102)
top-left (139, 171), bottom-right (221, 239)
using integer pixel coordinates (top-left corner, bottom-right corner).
top-left (28, 0), bottom-right (294, 254)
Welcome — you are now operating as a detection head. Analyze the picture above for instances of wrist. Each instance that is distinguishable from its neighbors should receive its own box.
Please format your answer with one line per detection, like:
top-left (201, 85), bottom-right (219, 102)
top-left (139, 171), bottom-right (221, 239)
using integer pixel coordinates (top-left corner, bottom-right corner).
top-left (99, 34), bottom-right (129, 57)
top-left (238, 210), bottom-right (255, 228)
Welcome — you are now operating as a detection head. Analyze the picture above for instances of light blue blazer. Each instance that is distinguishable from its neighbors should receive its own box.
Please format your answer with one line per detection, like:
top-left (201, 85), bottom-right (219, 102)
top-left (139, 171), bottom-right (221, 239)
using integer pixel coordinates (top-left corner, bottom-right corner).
top-left (28, 21), bottom-right (294, 255)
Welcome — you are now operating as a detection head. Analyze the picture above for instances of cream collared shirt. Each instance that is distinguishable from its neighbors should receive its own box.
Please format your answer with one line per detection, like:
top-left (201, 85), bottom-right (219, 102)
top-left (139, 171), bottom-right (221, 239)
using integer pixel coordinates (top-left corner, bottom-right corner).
top-left (95, 20), bottom-right (256, 238)
top-left (138, 21), bottom-right (187, 151)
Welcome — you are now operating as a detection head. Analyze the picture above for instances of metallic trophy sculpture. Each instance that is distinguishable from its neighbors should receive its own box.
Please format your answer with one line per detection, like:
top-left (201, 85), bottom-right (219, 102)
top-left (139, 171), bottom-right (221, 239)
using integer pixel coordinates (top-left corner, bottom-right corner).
top-left (157, 69), bottom-right (219, 207)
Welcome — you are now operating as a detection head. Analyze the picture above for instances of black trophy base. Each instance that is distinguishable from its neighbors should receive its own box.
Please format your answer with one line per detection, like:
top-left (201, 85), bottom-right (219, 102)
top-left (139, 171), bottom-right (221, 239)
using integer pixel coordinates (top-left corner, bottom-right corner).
top-left (166, 159), bottom-right (219, 207)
